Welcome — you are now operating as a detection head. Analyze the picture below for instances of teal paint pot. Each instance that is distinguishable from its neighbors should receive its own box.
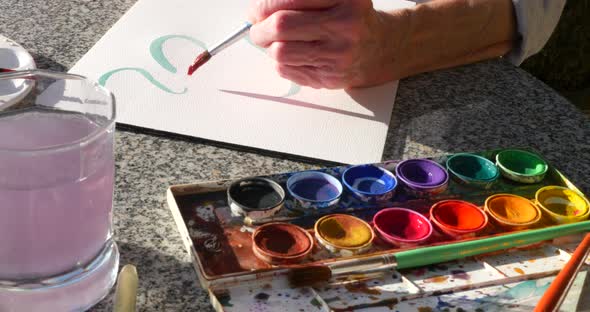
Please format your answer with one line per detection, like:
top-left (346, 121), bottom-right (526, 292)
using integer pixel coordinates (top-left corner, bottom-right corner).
top-left (446, 153), bottom-right (499, 189)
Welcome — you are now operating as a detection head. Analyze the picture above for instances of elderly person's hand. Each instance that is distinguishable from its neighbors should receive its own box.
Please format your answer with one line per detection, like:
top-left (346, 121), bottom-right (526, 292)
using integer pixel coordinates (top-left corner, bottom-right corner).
top-left (248, 0), bottom-right (400, 89)
top-left (248, 0), bottom-right (520, 89)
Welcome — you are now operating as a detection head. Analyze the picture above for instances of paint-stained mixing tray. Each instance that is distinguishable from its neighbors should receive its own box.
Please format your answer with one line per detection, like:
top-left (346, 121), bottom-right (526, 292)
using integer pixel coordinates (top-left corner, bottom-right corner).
top-left (167, 149), bottom-right (590, 311)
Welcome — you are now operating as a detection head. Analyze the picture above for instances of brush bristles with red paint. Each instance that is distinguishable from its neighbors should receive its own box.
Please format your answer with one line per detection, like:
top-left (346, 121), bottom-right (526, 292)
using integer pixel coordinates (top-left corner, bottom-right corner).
top-left (0, 68), bottom-right (15, 73)
top-left (187, 51), bottom-right (211, 76)
top-left (186, 21), bottom-right (252, 76)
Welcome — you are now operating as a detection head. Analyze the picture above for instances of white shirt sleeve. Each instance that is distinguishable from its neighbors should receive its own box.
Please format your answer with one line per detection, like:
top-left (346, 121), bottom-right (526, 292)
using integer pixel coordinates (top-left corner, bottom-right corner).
top-left (505, 0), bottom-right (566, 65)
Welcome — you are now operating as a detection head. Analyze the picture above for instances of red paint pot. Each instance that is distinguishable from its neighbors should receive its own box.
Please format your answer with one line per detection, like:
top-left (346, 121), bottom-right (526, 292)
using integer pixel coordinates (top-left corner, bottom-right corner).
top-left (252, 222), bottom-right (313, 265)
top-left (430, 200), bottom-right (488, 239)
top-left (373, 208), bottom-right (433, 247)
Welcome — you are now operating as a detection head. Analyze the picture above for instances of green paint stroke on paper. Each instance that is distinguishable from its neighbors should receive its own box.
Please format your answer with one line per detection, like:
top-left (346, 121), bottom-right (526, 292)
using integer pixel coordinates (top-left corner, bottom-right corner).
top-left (282, 82), bottom-right (301, 97)
top-left (98, 67), bottom-right (187, 94)
top-left (150, 35), bottom-right (207, 74)
top-left (243, 34), bottom-right (301, 98)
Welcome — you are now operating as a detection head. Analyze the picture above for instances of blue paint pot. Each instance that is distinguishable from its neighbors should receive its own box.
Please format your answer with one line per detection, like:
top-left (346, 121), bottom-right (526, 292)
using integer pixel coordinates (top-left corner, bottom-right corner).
top-left (286, 171), bottom-right (342, 213)
top-left (342, 164), bottom-right (397, 203)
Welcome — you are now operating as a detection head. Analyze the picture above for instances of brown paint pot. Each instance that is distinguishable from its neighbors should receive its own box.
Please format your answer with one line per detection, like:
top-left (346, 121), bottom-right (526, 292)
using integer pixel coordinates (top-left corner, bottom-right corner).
top-left (252, 222), bottom-right (313, 265)
top-left (314, 214), bottom-right (374, 256)
top-left (484, 194), bottom-right (542, 230)
top-left (430, 200), bottom-right (488, 239)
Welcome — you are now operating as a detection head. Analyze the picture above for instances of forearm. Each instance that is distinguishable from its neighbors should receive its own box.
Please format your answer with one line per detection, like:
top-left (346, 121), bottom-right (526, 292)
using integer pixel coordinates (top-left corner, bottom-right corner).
top-left (380, 0), bottom-right (517, 81)
top-left (247, 0), bottom-right (519, 89)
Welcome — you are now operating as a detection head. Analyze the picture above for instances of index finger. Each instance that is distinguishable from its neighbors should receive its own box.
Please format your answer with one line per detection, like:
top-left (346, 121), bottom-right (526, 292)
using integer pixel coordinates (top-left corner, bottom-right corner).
top-left (248, 0), bottom-right (339, 23)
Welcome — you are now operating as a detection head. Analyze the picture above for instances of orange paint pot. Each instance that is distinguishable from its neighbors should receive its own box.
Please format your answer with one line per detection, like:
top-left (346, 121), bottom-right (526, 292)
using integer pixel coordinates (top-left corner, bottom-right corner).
top-left (430, 200), bottom-right (488, 239)
top-left (484, 194), bottom-right (542, 230)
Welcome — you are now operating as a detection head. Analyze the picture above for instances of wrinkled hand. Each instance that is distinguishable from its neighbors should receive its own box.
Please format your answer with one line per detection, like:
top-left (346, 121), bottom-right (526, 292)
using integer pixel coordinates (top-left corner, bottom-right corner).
top-left (248, 0), bottom-right (398, 89)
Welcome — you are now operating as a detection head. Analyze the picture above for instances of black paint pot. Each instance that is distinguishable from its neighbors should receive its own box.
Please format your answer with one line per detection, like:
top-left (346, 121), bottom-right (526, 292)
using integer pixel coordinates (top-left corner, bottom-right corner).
top-left (228, 177), bottom-right (285, 220)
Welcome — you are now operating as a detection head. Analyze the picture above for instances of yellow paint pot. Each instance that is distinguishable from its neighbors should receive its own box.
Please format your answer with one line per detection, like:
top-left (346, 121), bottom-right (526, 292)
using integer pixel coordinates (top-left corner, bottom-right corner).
top-left (314, 214), bottom-right (374, 257)
top-left (535, 186), bottom-right (590, 224)
top-left (484, 194), bottom-right (542, 230)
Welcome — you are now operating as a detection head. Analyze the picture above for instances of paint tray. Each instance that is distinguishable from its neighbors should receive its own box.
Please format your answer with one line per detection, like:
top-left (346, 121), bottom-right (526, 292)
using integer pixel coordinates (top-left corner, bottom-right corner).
top-left (167, 149), bottom-right (590, 311)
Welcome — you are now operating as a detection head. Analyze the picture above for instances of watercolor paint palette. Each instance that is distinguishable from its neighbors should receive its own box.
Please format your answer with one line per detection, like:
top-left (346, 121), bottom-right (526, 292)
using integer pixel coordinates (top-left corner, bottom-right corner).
top-left (167, 149), bottom-right (590, 311)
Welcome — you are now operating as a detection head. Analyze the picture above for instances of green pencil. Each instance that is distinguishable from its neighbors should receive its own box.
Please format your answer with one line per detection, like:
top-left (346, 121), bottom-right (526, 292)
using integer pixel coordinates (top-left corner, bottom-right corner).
top-left (289, 220), bottom-right (590, 287)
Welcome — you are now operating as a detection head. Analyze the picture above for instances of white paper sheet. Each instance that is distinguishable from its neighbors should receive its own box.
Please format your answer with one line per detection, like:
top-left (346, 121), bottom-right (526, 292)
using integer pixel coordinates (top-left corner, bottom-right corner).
top-left (70, 0), bottom-right (415, 164)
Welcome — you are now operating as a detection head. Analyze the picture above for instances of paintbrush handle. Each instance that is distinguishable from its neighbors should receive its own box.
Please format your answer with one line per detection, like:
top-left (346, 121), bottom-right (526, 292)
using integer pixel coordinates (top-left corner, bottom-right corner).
top-left (533, 233), bottom-right (590, 312)
top-left (395, 221), bottom-right (590, 270)
top-left (0, 68), bottom-right (86, 80)
top-left (209, 22), bottom-right (252, 56)
top-left (113, 264), bottom-right (139, 312)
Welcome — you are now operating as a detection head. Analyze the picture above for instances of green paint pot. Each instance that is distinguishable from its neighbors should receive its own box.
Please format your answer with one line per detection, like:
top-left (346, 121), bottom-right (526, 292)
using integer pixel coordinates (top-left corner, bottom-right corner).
top-left (446, 153), bottom-right (499, 189)
top-left (496, 149), bottom-right (548, 184)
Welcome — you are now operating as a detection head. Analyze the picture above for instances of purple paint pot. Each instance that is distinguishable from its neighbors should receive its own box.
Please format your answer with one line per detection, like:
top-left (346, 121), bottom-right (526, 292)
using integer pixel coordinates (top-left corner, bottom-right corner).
top-left (395, 159), bottom-right (449, 196)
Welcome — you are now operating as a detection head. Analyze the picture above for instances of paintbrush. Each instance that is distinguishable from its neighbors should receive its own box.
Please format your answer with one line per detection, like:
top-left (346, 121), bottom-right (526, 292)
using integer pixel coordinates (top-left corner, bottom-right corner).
top-left (288, 220), bottom-right (590, 287)
top-left (0, 68), bottom-right (86, 80)
top-left (533, 233), bottom-right (590, 312)
top-left (337, 269), bottom-right (560, 311)
top-left (187, 22), bottom-right (252, 75)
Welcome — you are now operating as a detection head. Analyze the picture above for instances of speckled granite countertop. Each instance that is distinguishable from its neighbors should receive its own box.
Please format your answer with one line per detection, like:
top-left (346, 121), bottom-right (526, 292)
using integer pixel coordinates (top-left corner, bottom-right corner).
top-left (1, 1), bottom-right (589, 311)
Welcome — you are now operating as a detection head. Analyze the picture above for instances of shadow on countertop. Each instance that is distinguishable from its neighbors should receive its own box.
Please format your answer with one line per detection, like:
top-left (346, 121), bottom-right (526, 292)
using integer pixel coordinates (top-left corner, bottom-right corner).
top-left (29, 53), bottom-right (66, 72)
top-left (520, 0), bottom-right (590, 115)
top-left (382, 59), bottom-right (590, 195)
top-left (89, 241), bottom-right (215, 312)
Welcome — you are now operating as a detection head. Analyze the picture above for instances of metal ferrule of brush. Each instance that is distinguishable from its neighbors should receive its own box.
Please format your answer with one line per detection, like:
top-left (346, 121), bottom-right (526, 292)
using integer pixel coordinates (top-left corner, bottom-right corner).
top-left (329, 254), bottom-right (397, 277)
top-left (209, 22), bottom-right (253, 56)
